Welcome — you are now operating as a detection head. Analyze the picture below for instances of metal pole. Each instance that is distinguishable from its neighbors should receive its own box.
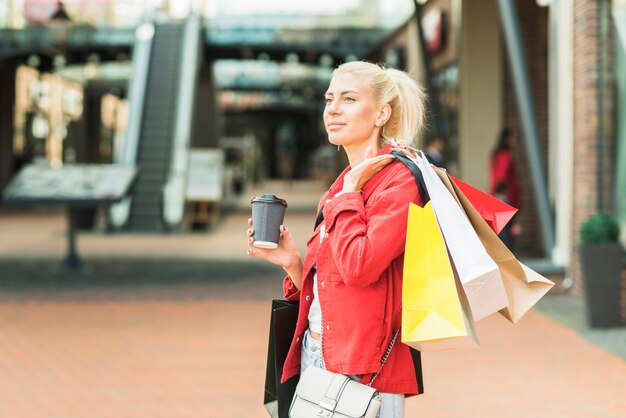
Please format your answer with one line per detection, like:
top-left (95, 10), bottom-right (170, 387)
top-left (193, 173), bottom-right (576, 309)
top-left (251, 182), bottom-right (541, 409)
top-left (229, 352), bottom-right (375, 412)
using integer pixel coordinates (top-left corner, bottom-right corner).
top-left (64, 207), bottom-right (83, 270)
top-left (496, 0), bottom-right (555, 256)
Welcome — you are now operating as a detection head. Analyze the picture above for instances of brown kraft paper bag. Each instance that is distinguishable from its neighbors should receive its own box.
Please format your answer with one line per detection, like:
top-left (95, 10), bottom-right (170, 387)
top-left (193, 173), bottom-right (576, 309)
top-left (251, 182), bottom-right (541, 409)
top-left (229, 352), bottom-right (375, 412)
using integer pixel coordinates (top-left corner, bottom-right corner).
top-left (433, 167), bottom-right (554, 323)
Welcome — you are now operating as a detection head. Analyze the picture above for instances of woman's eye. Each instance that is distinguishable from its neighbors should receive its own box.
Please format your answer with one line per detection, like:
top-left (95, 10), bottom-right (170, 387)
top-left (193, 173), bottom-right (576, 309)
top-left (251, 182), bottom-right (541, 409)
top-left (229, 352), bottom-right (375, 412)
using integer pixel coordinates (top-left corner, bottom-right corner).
top-left (344, 97), bottom-right (355, 102)
top-left (324, 98), bottom-right (333, 104)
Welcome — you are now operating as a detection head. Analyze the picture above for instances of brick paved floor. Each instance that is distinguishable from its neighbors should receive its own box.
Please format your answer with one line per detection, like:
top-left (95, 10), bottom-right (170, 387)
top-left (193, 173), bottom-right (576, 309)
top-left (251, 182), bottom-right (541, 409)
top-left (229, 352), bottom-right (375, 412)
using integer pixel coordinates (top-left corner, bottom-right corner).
top-left (1, 259), bottom-right (625, 418)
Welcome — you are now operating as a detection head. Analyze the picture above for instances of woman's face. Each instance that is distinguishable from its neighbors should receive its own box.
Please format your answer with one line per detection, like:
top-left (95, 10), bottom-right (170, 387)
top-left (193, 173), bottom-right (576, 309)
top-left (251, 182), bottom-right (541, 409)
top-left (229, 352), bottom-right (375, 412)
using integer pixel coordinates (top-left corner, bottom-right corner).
top-left (323, 72), bottom-right (383, 149)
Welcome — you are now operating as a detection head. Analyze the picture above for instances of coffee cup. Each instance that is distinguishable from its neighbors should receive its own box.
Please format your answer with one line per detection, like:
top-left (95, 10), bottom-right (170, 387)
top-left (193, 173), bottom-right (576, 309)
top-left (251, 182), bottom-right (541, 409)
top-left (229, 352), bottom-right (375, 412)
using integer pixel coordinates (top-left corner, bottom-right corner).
top-left (251, 194), bottom-right (288, 249)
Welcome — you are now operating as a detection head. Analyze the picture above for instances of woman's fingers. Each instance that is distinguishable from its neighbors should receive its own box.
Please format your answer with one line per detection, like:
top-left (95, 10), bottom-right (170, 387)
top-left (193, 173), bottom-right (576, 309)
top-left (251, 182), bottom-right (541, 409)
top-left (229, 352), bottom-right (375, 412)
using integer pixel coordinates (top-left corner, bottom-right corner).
top-left (375, 154), bottom-right (395, 166)
top-left (247, 246), bottom-right (264, 257)
top-left (353, 155), bottom-right (395, 190)
top-left (247, 219), bottom-right (254, 240)
top-left (279, 225), bottom-right (292, 242)
top-left (365, 155), bottom-right (394, 173)
top-left (390, 146), bottom-right (416, 158)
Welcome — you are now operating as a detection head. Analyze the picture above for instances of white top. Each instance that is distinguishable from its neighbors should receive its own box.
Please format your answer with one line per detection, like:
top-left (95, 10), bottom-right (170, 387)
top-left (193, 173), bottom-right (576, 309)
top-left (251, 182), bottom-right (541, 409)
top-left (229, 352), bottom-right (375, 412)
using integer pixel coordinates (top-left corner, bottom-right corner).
top-left (307, 269), bottom-right (322, 334)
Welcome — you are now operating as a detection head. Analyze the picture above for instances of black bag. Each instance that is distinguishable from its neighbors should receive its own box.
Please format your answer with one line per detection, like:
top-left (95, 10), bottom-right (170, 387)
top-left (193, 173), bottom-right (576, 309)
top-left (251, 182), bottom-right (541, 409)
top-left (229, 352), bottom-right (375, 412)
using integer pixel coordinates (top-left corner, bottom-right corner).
top-left (264, 299), bottom-right (299, 418)
top-left (409, 347), bottom-right (425, 395)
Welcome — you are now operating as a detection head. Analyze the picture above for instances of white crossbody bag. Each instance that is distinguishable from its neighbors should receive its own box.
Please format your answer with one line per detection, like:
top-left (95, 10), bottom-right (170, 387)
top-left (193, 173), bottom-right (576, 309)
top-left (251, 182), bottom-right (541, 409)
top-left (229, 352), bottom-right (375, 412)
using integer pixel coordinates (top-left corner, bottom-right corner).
top-left (289, 330), bottom-right (399, 418)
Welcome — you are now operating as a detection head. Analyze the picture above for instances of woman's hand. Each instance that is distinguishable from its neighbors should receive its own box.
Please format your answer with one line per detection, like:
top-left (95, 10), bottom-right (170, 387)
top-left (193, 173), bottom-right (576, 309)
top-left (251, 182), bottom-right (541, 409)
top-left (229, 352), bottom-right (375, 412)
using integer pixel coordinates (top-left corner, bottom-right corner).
top-left (339, 147), bottom-right (395, 195)
top-left (247, 219), bottom-right (303, 289)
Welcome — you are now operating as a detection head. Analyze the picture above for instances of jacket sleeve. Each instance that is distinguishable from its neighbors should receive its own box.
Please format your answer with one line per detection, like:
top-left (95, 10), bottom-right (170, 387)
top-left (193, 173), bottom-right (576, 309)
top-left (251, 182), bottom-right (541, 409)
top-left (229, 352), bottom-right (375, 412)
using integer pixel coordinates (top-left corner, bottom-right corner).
top-left (283, 276), bottom-right (300, 300)
top-left (322, 166), bottom-right (419, 288)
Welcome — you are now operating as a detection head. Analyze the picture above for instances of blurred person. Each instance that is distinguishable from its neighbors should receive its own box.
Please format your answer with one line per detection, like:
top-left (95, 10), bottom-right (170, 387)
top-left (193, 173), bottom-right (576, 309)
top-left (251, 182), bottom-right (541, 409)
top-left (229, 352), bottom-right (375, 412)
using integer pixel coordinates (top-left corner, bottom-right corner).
top-left (423, 134), bottom-right (447, 168)
top-left (489, 127), bottom-right (521, 249)
top-left (50, 1), bottom-right (71, 23)
top-left (247, 61), bottom-right (427, 417)
top-left (275, 121), bottom-right (297, 186)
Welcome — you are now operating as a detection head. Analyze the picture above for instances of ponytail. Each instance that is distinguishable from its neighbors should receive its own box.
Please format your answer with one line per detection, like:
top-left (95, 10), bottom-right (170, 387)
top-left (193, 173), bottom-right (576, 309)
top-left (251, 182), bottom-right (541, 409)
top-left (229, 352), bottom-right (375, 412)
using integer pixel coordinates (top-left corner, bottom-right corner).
top-left (382, 68), bottom-right (427, 147)
top-left (333, 62), bottom-right (427, 147)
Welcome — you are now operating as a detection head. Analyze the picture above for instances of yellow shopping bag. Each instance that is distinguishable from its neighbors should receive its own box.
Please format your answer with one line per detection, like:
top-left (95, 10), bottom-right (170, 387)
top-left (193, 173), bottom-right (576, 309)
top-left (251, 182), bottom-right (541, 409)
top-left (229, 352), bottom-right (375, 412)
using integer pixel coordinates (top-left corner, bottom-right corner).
top-left (402, 202), bottom-right (479, 351)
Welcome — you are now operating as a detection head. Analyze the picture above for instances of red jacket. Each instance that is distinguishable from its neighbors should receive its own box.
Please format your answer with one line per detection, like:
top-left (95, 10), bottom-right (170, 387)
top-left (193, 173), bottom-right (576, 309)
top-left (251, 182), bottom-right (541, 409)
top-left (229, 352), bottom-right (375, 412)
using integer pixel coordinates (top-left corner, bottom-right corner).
top-left (281, 144), bottom-right (423, 395)
top-left (489, 149), bottom-right (521, 209)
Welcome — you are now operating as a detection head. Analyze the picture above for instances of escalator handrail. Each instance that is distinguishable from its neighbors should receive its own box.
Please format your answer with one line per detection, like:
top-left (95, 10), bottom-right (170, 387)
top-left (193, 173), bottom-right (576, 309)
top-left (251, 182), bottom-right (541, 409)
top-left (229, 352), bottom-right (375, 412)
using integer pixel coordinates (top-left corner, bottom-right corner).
top-left (108, 6), bottom-right (155, 229)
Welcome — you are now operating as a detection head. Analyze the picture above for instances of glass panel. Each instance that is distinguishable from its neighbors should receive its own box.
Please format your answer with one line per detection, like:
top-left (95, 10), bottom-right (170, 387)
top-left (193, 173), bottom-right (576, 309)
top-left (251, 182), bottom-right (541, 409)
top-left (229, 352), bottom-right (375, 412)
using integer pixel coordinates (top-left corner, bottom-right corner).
top-left (203, 0), bottom-right (415, 48)
top-left (204, 0), bottom-right (414, 29)
top-left (4, 0), bottom-right (415, 33)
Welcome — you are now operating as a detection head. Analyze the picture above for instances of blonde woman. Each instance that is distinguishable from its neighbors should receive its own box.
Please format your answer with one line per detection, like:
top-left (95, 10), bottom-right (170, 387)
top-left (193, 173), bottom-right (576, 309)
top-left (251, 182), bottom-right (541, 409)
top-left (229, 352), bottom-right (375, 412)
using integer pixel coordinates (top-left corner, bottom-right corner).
top-left (248, 61), bottom-right (426, 417)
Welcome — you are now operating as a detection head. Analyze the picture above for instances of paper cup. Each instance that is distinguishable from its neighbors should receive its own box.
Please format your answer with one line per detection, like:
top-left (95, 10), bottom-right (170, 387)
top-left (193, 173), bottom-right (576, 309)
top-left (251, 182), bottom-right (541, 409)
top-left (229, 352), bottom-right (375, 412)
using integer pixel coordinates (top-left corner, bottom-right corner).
top-left (251, 194), bottom-right (288, 249)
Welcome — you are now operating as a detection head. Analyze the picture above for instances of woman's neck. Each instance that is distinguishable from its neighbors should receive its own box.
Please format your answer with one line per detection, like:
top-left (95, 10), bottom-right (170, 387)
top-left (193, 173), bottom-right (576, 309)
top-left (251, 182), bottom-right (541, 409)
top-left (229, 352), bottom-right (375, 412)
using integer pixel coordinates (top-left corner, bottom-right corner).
top-left (344, 140), bottom-right (382, 167)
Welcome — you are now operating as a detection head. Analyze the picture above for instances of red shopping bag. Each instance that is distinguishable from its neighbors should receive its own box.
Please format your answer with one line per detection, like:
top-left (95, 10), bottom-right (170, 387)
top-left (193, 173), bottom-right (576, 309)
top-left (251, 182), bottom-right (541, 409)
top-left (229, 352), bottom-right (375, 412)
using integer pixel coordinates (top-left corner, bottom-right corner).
top-left (449, 174), bottom-right (518, 235)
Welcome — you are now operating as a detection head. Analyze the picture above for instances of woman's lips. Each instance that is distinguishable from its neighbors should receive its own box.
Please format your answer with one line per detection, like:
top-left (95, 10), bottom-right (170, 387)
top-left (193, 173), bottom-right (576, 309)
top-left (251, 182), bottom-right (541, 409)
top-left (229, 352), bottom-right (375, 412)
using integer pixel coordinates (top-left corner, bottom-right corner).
top-left (327, 123), bottom-right (346, 130)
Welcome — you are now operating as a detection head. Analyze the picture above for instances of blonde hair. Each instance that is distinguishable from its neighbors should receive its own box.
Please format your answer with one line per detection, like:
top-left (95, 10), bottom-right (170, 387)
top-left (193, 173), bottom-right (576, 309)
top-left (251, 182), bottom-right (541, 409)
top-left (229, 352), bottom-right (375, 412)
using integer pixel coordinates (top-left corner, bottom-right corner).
top-left (332, 61), bottom-right (427, 147)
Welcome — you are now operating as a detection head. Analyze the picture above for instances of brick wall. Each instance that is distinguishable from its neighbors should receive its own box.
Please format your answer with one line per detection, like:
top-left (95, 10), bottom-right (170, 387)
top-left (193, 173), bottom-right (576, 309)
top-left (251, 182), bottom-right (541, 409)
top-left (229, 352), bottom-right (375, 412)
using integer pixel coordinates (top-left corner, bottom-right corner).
top-left (503, 1), bottom-right (549, 257)
top-left (571, 0), bottom-right (616, 294)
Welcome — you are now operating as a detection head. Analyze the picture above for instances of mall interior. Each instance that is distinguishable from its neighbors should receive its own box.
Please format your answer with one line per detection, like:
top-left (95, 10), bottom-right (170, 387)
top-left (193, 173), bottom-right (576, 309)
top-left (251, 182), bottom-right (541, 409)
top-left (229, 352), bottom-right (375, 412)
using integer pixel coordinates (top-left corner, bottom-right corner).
top-left (0, 0), bottom-right (625, 301)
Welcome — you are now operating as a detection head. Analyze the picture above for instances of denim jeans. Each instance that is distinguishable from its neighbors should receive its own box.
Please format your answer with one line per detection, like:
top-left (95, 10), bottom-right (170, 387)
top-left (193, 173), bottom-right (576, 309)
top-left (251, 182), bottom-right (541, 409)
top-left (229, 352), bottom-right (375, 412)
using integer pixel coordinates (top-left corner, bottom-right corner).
top-left (300, 329), bottom-right (405, 418)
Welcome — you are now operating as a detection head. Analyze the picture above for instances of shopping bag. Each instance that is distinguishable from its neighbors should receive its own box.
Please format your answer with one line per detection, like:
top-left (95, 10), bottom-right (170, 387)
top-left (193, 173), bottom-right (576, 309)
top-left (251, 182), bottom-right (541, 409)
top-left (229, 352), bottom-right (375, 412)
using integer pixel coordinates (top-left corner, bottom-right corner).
top-left (264, 299), bottom-right (299, 418)
top-left (443, 176), bottom-right (554, 323)
top-left (414, 152), bottom-right (509, 321)
top-left (402, 201), bottom-right (479, 351)
top-left (449, 174), bottom-right (518, 234)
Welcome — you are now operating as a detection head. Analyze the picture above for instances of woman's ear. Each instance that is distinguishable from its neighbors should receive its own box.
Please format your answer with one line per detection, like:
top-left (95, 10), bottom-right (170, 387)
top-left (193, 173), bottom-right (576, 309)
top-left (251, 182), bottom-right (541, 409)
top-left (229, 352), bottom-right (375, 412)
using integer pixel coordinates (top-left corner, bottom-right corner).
top-left (376, 103), bottom-right (392, 126)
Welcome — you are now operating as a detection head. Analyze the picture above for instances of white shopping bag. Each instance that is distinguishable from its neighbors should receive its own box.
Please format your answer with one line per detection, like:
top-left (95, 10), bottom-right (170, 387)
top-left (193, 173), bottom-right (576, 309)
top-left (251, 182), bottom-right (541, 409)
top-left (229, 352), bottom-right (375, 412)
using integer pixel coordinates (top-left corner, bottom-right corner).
top-left (412, 152), bottom-right (509, 321)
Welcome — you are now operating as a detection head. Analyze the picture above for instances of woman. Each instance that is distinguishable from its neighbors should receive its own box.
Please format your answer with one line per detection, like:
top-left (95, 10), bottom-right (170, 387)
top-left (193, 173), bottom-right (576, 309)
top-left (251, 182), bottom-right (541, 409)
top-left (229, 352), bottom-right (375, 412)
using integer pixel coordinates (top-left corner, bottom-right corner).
top-left (247, 61), bottom-right (426, 417)
top-left (489, 127), bottom-right (521, 249)
top-left (489, 127), bottom-right (520, 209)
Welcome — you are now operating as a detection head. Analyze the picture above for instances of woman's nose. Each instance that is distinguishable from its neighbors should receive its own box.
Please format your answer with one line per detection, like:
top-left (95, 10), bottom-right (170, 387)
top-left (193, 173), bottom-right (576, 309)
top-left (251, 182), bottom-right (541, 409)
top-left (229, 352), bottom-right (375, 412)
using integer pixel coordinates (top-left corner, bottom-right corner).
top-left (326, 101), bottom-right (340, 114)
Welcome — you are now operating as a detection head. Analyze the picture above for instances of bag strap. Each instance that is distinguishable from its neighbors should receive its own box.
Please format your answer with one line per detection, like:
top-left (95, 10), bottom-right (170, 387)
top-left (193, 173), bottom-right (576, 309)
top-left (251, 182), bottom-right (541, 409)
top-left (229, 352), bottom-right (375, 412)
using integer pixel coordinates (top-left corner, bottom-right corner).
top-left (319, 328), bottom-right (399, 387)
top-left (390, 151), bottom-right (429, 203)
top-left (312, 152), bottom-right (428, 231)
top-left (367, 328), bottom-right (400, 387)
top-left (314, 205), bottom-right (325, 231)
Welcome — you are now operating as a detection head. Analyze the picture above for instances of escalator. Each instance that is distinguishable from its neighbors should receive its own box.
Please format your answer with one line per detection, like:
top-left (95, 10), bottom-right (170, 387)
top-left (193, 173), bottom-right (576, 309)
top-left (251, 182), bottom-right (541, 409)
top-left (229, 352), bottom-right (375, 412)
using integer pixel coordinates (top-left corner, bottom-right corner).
top-left (109, 14), bottom-right (201, 232)
top-left (127, 22), bottom-right (183, 231)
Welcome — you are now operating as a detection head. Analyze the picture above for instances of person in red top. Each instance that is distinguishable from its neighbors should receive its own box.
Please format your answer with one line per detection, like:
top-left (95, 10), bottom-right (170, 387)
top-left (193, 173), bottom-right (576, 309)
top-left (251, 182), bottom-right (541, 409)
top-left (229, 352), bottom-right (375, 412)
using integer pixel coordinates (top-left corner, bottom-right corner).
top-left (247, 61), bottom-right (426, 417)
top-left (489, 127), bottom-right (521, 249)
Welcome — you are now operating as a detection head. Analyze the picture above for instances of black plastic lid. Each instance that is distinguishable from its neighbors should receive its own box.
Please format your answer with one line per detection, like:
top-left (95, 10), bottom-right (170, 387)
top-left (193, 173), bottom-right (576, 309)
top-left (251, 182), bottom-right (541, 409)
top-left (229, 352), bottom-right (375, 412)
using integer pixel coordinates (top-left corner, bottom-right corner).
top-left (251, 194), bottom-right (288, 207)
